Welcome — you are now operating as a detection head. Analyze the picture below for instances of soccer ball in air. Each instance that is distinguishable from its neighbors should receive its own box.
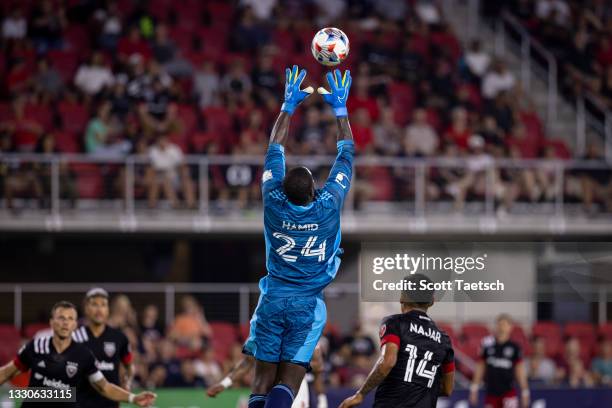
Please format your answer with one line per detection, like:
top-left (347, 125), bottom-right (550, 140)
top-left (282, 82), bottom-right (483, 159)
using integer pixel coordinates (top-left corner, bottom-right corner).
top-left (311, 27), bottom-right (349, 66)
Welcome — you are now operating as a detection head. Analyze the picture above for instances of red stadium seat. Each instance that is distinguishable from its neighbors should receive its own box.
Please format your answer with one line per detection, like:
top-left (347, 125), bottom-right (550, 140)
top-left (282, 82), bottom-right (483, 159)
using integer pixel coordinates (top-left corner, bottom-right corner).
top-left (599, 322), bottom-right (612, 340)
top-left (510, 325), bottom-right (532, 356)
top-left (209, 321), bottom-right (238, 361)
top-left (239, 323), bottom-right (251, 342)
top-left (71, 163), bottom-right (104, 199)
top-left (532, 321), bottom-right (562, 339)
top-left (58, 102), bottom-right (89, 134)
top-left (23, 323), bottom-right (50, 339)
top-left (177, 104), bottom-right (198, 136)
top-left (24, 103), bottom-right (53, 130)
top-left (0, 102), bottom-right (12, 122)
top-left (461, 322), bottom-right (490, 342)
top-left (565, 322), bottom-right (596, 341)
top-left (53, 131), bottom-right (80, 153)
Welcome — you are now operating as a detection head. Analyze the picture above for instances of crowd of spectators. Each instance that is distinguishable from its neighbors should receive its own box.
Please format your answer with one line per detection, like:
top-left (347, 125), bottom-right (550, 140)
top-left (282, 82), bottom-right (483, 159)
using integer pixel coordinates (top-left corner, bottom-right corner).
top-left (0, 0), bottom-right (610, 213)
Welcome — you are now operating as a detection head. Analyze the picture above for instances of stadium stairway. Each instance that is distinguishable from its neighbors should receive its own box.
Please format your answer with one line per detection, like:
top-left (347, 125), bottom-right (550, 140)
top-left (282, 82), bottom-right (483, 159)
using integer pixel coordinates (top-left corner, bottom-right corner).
top-left (444, 1), bottom-right (581, 151)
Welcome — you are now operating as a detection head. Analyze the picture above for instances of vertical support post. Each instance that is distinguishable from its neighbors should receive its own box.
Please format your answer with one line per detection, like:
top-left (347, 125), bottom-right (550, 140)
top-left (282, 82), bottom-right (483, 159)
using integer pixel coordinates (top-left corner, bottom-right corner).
top-left (125, 157), bottom-right (135, 216)
top-left (165, 285), bottom-right (175, 327)
top-left (599, 286), bottom-right (607, 325)
top-left (199, 159), bottom-right (209, 214)
top-left (576, 97), bottom-right (586, 157)
top-left (495, 19), bottom-right (505, 56)
top-left (14, 285), bottom-right (22, 330)
top-left (606, 114), bottom-right (612, 163)
top-left (51, 158), bottom-right (60, 216)
top-left (555, 162), bottom-right (564, 217)
top-left (485, 164), bottom-right (495, 217)
top-left (415, 163), bottom-right (426, 218)
top-left (521, 36), bottom-right (531, 91)
top-left (239, 286), bottom-right (250, 326)
top-left (547, 57), bottom-right (558, 127)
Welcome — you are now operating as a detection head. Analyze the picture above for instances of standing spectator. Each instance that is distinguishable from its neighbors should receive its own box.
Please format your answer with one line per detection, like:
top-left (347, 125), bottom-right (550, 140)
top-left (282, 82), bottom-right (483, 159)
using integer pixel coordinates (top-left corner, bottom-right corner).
top-left (524, 337), bottom-right (557, 384)
top-left (168, 296), bottom-right (213, 350)
top-left (404, 108), bottom-right (439, 156)
top-left (482, 60), bottom-right (516, 100)
top-left (74, 52), bottom-right (115, 97)
top-left (592, 339), bottom-right (612, 386)
top-left (2, 8), bottom-right (27, 41)
top-left (195, 62), bottom-right (221, 108)
top-left (146, 134), bottom-right (195, 209)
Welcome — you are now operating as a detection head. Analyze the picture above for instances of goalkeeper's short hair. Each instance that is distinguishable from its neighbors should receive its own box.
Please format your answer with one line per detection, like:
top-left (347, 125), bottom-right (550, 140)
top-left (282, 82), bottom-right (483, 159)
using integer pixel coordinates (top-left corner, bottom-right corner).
top-left (283, 166), bottom-right (315, 206)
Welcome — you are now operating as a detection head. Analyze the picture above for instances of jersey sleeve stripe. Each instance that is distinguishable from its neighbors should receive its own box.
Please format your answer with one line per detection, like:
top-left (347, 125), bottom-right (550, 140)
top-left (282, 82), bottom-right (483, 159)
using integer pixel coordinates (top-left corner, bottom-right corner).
top-left (13, 356), bottom-right (27, 372)
top-left (442, 361), bottom-right (455, 374)
top-left (34, 338), bottom-right (40, 353)
top-left (88, 370), bottom-right (104, 384)
top-left (81, 327), bottom-right (89, 341)
top-left (380, 334), bottom-right (400, 347)
top-left (44, 337), bottom-right (50, 354)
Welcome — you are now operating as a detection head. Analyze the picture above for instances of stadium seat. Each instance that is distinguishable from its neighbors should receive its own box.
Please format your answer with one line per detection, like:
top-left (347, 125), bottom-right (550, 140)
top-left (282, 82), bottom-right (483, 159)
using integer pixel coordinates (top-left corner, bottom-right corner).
top-left (532, 321), bottom-right (562, 339)
top-left (510, 325), bottom-right (532, 356)
top-left (24, 103), bottom-right (53, 130)
top-left (58, 102), bottom-right (89, 134)
top-left (23, 322), bottom-right (51, 339)
top-left (460, 322), bottom-right (490, 342)
top-left (54, 131), bottom-right (80, 153)
top-left (209, 321), bottom-right (238, 361)
top-left (71, 163), bottom-right (104, 199)
top-left (598, 322), bottom-right (612, 339)
top-left (177, 104), bottom-right (198, 136)
top-left (47, 50), bottom-right (79, 83)
top-left (239, 323), bottom-right (250, 342)
top-left (565, 322), bottom-right (596, 341)
top-left (436, 321), bottom-right (455, 340)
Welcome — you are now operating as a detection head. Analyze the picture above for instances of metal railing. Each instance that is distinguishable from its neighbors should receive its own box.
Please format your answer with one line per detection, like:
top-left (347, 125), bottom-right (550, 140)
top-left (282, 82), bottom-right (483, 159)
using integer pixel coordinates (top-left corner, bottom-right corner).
top-left (494, 10), bottom-right (612, 162)
top-left (1, 153), bottom-right (612, 222)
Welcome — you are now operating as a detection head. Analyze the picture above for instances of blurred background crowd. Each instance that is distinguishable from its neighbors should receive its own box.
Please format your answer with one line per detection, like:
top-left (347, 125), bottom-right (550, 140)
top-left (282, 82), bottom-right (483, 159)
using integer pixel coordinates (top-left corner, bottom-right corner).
top-left (0, 0), bottom-right (611, 213)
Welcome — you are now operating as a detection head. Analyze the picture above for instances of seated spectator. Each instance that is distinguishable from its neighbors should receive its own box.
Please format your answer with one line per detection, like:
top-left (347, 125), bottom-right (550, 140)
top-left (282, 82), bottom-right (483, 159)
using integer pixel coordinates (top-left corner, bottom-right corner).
top-left (85, 102), bottom-right (131, 158)
top-left (444, 107), bottom-right (471, 151)
top-left (482, 59), bottom-right (516, 100)
top-left (297, 107), bottom-right (326, 155)
top-left (251, 53), bottom-right (280, 98)
top-left (94, 1), bottom-right (123, 50)
top-left (221, 59), bottom-right (252, 103)
top-left (118, 25), bottom-right (152, 63)
top-left (140, 304), bottom-right (164, 341)
top-left (351, 108), bottom-right (375, 153)
top-left (373, 107), bottom-right (402, 156)
top-left (74, 52), bottom-right (115, 97)
top-left (146, 134), bottom-right (195, 209)
top-left (33, 59), bottom-right (63, 100)
top-left (463, 39), bottom-right (491, 83)
top-left (29, 0), bottom-right (66, 53)
top-left (2, 8), bottom-right (27, 41)
top-left (535, 0), bottom-right (571, 27)
top-left (150, 340), bottom-right (183, 387)
top-left (193, 348), bottom-right (222, 386)
top-left (195, 61), bottom-right (221, 108)
top-left (108, 294), bottom-right (138, 330)
top-left (153, 24), bottom-right (192, 78)
top-left (404, 108), bottom-right (439, 157)
top-left (348, 76), bottom-right (380, 122)
top-left (177, 360), bottom-right (206, 388)
top-left (577, 143), bottom-right (612, 213)
top-left (6, 58), bottom-right (33, 96)
top-left (168, 296), bottom-right (212, 350)
top-left (230, 7), bottom-right (270, 53)
top-left (592, 339), bottom-right (612, 386)
top-left (525, 337), bottom-right (557, 384)
top-left (35, 133), bottom-right (77, 209)
top-left (555, 337), bottom-right (595, 388)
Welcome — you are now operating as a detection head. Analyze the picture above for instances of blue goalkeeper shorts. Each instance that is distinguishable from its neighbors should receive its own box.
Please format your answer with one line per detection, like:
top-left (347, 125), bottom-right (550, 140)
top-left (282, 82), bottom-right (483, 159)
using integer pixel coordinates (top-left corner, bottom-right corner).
top-left (242, 294), bottom-right (326, 367)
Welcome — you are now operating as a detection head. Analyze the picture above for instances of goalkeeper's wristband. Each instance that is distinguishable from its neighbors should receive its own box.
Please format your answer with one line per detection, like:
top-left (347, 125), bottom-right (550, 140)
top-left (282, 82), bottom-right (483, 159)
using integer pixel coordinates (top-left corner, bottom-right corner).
top-left (128, 393), bottom-right (135, 404)
top-left (333, 107), bottom-right (348, 117)
top-left (470, 383), bottom-right (479, 393)
top-left (220, 377), bottom-right (233, 389)
top-left (281, 103), bottom-right (295, 115)
top-left (522, 389), bottom-right (530, 397)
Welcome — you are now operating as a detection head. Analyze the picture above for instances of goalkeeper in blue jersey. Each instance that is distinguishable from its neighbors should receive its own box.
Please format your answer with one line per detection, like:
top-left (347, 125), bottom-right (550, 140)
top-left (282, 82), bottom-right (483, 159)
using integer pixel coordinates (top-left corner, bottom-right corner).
top-left (242, 65), bottom-right (354, 408)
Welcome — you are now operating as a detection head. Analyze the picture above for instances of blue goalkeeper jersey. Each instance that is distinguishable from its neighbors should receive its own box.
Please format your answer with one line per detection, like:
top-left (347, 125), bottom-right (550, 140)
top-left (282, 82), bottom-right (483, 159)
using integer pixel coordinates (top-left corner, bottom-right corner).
top-left (260, 140), bottom-right (354, 297)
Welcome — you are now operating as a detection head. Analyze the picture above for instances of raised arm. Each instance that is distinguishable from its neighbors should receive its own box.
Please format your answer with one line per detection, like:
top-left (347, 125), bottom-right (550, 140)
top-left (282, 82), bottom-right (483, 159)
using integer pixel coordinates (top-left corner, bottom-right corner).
top-left (270, 65), bottom-right (313, 147)
top-left (318, 69), bottom-right (353, 142)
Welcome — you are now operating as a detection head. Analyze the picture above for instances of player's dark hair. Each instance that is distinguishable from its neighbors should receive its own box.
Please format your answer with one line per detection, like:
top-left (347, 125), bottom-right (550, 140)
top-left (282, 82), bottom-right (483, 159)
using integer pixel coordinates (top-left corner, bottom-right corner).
top-left (50, 300), bottom-right (77, 317)
top-left (283, 166), bottom-right (315, 206)
top-left (401, 274), bottom-right (435, 309)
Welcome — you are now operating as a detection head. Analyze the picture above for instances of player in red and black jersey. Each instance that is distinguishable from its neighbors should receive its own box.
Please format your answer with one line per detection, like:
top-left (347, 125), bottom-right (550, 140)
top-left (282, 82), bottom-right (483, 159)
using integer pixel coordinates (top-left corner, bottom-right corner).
top-left (340, 274), bottom-right (455, 408)
top-left (469, 314), bottom-right (530, 408)
top-left (0, 301), bottom-right (155, 408)
top-left (72, 288), bottom-right (134, 408)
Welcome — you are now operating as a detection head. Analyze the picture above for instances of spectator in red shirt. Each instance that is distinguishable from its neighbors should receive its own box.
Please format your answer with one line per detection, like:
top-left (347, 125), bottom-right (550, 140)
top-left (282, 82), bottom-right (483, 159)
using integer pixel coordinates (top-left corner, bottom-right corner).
top-left (348, 76), bottom-right (380, 122)
top-left (6, 58), bottom-right (32, 95)
top-left (507, 123), bottom-right (539, 159)
top-left (444, 107), bottom-right (471, 150)
top-left (351, 108), bottom-right (374, 153)
top-left (118, 25), bottom-right (152, 63)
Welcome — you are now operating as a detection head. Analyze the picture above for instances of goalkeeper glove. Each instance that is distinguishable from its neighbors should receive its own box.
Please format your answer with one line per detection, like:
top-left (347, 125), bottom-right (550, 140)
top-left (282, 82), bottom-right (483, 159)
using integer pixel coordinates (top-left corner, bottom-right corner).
top-left (317, 69), bottom-right (352, 117)
top-left (281, 65), bottom-right (314, 115)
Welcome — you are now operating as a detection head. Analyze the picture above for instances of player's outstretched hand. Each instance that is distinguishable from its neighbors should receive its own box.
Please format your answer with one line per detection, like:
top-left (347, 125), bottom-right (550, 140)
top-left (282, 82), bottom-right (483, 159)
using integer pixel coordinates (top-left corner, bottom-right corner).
top-left (338, 392), bottom-right (363, 408)
top-left (133, 391), bottom-right (157, 407)
top-left (206, 382), bottom-right (225, 398)
top-left (317, 69), bottom-right (352, 117)
top-left (280, 65), bottom-right (314, 115)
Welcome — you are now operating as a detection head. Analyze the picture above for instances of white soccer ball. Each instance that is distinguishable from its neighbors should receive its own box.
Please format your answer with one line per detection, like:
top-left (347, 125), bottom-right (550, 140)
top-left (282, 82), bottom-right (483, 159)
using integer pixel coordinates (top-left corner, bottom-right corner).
top-left (311, 27), bottom-right (350, 67)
